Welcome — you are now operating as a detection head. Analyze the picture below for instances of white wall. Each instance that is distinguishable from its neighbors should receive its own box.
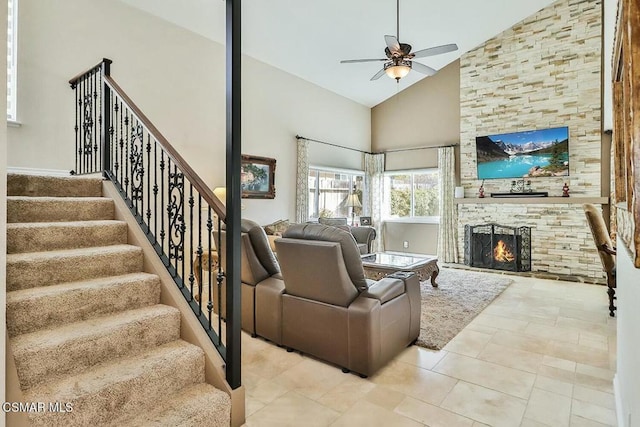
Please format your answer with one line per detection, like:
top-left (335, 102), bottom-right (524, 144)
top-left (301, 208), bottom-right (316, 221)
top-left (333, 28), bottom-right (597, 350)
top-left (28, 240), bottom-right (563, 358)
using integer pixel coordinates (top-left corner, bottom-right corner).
top-left (616, 236), bottom-right (640, 427)
top-left (9, 0), bottom-right (370, 225)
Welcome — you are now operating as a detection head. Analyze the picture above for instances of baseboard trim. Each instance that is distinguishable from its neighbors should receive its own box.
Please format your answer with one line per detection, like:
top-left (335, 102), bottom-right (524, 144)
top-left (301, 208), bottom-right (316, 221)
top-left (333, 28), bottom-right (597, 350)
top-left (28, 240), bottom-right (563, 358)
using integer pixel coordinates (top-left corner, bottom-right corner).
top-left (7, 167), bottom-right (71, 177)
top-left (614, 373), bottom-right (625, 427)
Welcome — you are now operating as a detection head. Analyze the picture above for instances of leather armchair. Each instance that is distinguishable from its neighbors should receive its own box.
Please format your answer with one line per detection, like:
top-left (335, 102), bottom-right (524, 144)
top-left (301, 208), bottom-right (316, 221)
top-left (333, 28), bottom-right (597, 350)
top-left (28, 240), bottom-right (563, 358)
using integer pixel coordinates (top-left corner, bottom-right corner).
top-left (214, 219), bottom-right (285, 343)
top-left (318, 217), bottom-right (377, 254)
top-left (275, 223), bottom-right (421, 377)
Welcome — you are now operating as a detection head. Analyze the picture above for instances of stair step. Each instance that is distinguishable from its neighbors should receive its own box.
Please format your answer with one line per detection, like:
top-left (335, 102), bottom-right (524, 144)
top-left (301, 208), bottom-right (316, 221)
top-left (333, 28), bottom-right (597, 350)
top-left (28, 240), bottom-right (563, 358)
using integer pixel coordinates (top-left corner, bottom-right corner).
top-left (7, 273), bottom-right (161, 337)
top-left (7, 173), bottom-right (103, 197)
top-left (24, 341), bottom-right (205, 427)
top-left (12, 304), bottom-right (181, 390)
top-left (118, 383), bottom-right (231, 427)
top-left (7, 196), bottom-right (115, 223)
top-left (6, 245), bottom-right (143, 291)
top-left (7, 220), bottom-right (128, 253)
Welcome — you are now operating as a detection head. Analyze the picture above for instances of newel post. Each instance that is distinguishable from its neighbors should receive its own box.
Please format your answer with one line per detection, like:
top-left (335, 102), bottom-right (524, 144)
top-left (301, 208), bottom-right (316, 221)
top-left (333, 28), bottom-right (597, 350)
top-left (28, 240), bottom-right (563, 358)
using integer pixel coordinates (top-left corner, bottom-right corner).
top-left (101, 58), bottom-right (113, 179)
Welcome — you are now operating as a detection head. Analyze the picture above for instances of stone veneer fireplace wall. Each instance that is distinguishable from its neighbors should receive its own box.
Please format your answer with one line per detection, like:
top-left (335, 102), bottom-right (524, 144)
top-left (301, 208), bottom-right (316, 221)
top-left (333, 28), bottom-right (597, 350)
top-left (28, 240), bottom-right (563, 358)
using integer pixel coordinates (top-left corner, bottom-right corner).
top-left (457, 0), bottom-right (605, 279)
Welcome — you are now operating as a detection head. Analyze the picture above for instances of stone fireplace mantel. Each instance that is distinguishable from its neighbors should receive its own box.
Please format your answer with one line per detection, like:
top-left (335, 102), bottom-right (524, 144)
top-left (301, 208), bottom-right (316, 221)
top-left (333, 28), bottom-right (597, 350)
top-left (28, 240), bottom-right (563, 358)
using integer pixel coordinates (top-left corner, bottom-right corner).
top-left (455, 197), bottom-right (609, 205)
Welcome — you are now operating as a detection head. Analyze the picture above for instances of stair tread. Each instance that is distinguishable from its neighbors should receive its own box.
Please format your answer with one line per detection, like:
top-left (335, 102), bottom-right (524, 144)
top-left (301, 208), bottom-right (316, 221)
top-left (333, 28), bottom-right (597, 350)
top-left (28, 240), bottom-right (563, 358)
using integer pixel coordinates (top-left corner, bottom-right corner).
top-left (119, 383), bottom-right (231, 427)
top-left (7, 195), bottom-right (109, 202)
top-left (7, 272), bottom-right (159, 303)
top-left (7, 219), bottom-right (126, 229)
top-left (12, 304), bottom-right (180, 350)
top-left (23, 340), bottom-right (203, 400)
top-left (6, 244), bottom-right (140, 262)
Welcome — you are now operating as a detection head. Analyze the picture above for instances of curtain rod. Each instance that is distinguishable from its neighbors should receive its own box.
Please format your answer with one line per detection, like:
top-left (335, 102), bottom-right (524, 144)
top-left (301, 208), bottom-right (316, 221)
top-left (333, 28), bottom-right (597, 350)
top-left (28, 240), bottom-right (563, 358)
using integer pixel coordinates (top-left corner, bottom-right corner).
top-left (295, 135), bottom-right (373, 154)
top-left (296, 135), bottom-right (457, 155)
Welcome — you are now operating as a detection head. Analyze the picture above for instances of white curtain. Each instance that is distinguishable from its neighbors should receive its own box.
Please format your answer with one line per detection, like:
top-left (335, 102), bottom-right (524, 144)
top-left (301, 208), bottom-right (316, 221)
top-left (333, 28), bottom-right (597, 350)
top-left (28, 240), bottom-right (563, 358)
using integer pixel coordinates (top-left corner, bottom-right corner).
top-left (364, 153), bottom-right (385, 252)
top-left (437, 146), bottom-right (458, 263)
top-left (295, 138), bottom-right (309, 223)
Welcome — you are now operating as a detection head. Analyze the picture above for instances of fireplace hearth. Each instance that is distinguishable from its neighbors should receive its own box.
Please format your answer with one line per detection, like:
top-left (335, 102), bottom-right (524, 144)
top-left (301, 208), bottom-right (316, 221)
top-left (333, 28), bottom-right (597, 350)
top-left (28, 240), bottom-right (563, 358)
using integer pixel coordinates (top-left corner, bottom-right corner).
top-left (464, 223), bottom-right (531, 272)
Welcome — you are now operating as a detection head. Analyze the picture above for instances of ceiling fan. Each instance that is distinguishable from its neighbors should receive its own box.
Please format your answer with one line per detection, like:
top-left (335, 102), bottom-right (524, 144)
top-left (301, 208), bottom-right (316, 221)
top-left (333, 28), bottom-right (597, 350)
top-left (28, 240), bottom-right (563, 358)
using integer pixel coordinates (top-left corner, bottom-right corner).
top-left (340, 0), bottom-right (458, 82)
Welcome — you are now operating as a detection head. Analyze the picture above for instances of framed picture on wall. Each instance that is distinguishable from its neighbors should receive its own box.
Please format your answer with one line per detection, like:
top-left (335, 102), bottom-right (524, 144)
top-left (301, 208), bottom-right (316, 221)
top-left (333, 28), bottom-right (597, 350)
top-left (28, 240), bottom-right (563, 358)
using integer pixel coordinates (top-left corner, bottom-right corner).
top-left (360, 216), bottom-right (372, 226)
top-left (241, 155), bottom-right (276, 199)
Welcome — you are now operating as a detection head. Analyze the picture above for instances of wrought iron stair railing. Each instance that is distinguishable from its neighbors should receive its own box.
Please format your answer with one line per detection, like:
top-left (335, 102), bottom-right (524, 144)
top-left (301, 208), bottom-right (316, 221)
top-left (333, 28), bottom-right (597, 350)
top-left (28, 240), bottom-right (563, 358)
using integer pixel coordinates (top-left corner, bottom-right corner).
top-left (69, 58), bottom-right (240, 389)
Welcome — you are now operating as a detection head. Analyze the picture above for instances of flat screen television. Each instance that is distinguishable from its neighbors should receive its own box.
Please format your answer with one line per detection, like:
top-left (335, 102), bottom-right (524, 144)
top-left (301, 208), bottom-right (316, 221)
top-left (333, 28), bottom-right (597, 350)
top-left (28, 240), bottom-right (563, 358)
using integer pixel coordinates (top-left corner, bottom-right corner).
top-left (476, 126), bottom-right (569, 179)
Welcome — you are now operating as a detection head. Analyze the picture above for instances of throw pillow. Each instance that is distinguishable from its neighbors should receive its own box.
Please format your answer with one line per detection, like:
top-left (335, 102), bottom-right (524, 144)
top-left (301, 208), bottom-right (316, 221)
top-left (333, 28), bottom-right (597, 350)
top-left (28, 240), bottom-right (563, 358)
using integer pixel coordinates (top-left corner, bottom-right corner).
top-left (264, 219), bottom-right (290, 235)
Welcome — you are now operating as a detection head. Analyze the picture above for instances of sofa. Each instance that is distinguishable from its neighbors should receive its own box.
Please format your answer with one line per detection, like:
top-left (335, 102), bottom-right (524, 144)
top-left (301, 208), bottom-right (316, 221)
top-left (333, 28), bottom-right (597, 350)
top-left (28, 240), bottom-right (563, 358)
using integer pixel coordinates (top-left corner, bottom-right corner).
top-left (317, 217), bottom-right (377, 254)
top-left (275, 223), bottom-right (421, 377)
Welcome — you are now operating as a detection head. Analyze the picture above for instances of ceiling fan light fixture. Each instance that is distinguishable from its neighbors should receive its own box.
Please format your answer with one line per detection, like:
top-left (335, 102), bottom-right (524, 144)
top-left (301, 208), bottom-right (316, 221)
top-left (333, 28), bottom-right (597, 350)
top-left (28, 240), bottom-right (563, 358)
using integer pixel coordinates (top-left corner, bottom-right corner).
top-left (384, 60), bottom-right (411, 81)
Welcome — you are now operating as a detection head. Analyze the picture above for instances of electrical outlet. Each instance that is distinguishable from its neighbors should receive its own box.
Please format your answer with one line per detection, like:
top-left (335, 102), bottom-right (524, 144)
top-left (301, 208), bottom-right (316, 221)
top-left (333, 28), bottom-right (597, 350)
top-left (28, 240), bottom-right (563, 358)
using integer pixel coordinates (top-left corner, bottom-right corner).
top-left (403, 241), bottom-right (409, 249)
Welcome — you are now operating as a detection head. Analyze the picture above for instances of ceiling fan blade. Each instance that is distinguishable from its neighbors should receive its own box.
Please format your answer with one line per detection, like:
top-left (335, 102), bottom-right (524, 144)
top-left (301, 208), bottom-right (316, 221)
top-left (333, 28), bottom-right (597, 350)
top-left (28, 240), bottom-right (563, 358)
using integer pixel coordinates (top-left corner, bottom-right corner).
top-left (384, 35), bottom-right (401, 54)
top-left (340, 58), bottom-right (387, 64)
top-left (370, 69), bottom-right (386, 81)
top-left (411, 62), bottom-right (437, 76)
top-left (412, 43), bottom-right (459, 59)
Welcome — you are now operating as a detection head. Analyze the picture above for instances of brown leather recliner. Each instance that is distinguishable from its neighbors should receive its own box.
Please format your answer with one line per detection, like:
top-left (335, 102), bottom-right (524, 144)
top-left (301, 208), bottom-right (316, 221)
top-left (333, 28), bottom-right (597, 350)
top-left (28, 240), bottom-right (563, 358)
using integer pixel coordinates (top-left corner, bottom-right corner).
top-left (214, 219), bottom-right (285, 343)
top-left (275, 223), bottom-right (421, 377)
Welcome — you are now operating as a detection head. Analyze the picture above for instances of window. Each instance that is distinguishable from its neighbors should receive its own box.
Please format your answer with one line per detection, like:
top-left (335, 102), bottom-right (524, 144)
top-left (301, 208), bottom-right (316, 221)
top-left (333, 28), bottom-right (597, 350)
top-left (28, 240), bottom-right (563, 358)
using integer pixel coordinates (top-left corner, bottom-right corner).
top-left (384, 169), bottom-right (440, 220)
top-left (308, 167), bottom-right (364, 219)
top-left (7, 0), bottom-right (17, 121)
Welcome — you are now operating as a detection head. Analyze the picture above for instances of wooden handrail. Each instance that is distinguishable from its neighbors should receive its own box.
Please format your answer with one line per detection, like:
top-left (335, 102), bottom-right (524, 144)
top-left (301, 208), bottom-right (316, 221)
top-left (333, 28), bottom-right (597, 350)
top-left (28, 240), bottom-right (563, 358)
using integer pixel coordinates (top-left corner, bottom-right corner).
top-left (103, 75), bottom-right (226, 222)
top-left (68, 58), bottom-right (111, 88)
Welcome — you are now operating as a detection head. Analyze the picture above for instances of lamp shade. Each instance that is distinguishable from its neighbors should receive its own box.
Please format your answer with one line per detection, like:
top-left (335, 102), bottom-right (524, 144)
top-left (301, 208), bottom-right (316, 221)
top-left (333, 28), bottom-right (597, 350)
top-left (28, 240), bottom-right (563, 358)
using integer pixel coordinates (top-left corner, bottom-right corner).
top-left (213, 187), bottom-right (226, 205)
top-left (345, 194), bottom-right (362, 208)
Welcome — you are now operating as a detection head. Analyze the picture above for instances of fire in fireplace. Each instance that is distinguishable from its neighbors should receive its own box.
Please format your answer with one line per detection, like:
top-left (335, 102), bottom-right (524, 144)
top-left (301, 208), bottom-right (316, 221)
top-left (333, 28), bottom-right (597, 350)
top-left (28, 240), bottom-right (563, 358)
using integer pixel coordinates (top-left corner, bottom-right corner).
top-left (464, 223), bottom-right (531, 272)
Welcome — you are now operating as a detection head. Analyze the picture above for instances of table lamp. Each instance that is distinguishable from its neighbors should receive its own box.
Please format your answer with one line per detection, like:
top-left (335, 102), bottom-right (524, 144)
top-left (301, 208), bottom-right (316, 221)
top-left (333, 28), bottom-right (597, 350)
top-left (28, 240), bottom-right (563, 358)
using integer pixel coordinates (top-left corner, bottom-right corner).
top-left (344, 193), bottom-right (362, 226)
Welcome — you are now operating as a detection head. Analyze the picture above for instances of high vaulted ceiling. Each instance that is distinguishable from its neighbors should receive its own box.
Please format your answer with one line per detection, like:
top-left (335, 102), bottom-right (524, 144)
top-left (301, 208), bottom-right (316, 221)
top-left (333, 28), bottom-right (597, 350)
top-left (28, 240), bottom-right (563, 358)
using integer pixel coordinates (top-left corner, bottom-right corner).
top-left (118, 0), bottom-right (557, 107)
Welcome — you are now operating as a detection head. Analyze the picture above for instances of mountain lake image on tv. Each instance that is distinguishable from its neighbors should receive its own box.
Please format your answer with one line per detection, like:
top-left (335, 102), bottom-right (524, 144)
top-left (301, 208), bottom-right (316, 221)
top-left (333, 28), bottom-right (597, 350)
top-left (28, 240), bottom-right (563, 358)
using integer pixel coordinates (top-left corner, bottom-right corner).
top-left (476, 126), bottom-right (569, 179)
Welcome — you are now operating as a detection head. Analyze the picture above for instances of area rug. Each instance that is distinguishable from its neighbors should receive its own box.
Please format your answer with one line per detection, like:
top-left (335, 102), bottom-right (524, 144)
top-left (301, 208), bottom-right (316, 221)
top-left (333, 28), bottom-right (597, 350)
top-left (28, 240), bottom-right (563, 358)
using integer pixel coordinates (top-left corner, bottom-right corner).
top-left (415, 268), bottom-right (513, 350)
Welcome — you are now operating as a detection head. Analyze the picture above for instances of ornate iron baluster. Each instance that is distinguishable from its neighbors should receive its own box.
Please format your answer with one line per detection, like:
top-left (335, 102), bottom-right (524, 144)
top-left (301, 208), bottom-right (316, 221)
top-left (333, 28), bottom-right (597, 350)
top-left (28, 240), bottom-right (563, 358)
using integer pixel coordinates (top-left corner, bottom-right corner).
top-left (159, 151), bottom-right (166, 263)
top-left (207, 207), bottom-right (213, 328)
top-left (113, 102), bottom-right (120, 182)
top-left (123, 110), bottom-right (130, 202)
top-left (153, 142), bottom-right (158, 242)
top-left (146, 135), bottom-right (152, 230)
top-left (188, 185), bottom-right (195, 301)
top-left (217, 214), bottom-right (223, 345)
top-left (167, 162), bottom-right (185, 279)
top-left (129, 119), bottom-right (144, 215)
top-left (197, 195), bottom-right (203, 310)
top-left (93, 69), bottom-right (99, 172)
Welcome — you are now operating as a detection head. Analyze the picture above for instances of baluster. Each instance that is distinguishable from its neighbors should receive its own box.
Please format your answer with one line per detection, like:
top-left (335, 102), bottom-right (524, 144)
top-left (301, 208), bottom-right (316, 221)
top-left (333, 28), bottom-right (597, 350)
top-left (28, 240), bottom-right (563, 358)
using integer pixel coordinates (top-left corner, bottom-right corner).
top-left (146, 134), bottom-right (152, 230)
top-left (93, 69), bottom-right (98, 172)
top-left (81, 79), bottom-right (86, 174)
top-left (119, 101), bottom-right (124, 187)
top-left (113, 101), bottom-right (119, 183)
top-left (74, 84), bottom-right (79, 174)
top-left (207, 207), bottom-right (213, 330)
top-left (153, 141), bottom-right (158, 243)
top-left (197, 195), bottom-right (203, 309)
top-left (181, 175), bottom-right (187, 283)
top-left (217, 215), bottom-right (223, 345)
top-left (188, 185), bottom-right (195, 301)
top-left (160, 151), bottom-right (166, 264)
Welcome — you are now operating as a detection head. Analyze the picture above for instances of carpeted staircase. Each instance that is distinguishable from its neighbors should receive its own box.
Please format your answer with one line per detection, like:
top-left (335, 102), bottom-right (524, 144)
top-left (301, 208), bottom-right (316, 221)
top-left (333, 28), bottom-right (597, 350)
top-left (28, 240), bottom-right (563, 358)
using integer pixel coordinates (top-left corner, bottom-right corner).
top-left (6, 173), bottom-right (231, 427)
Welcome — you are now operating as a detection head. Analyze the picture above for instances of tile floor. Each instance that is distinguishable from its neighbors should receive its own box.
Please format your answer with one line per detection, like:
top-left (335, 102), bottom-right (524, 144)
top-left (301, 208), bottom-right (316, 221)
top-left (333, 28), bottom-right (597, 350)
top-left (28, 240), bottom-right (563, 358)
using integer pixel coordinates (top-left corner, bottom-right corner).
top-left (241, 272), bottom-right (617, 427)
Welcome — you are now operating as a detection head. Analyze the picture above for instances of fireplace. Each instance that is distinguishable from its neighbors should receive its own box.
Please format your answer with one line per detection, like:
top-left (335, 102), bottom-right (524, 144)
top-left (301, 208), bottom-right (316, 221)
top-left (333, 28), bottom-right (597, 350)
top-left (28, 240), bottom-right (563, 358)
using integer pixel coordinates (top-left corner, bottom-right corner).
top-left (464, 223), bottom-right (531, 272)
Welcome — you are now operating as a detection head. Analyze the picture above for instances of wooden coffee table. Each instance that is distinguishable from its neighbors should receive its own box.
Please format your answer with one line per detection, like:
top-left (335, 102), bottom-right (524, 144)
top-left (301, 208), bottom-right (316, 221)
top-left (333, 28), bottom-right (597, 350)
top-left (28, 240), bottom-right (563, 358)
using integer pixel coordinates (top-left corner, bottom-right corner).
top-left (361, 252), bottom-right (439, 287)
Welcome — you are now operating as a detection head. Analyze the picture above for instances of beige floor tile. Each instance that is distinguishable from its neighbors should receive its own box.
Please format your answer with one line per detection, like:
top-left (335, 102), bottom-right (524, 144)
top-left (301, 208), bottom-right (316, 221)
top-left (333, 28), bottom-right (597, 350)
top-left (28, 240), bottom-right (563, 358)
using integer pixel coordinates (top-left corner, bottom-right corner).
top-left (440, 381), bottom-right (527, 427)
top-left (521, 418), bottom-right (553, 427)
top-left (490, 330), bottom-right (550, 355)
top-left (364, 385), bottom-right (406, 411)
top-left (245, 391), bottom-right (340, 427)
top-left (329, 400), bottom-right (422, 427)
top-left (245, 396), bottom-right (266, 418)
top-left (523, 388), bottom-right (572, 427)
top-left (571, 399), bottom-right (617, 426)
top-left (395, 396), bottom-right (474, 427)
top-left (465, 323), bottom-right (499, 335)
top-left (573, 372), bottom-right (614, 394)
top-left (471, 422), bottom-right (491, 427)
top-left (271, 358), bottom-right (349, 401)
top-left (559, 307), bottom-right (609, 324)
top-left (247, 379), bottom-right (290, 404)
top-left (477, 342), bottom-right (544, 373)
top-left (575, 363), bottom-right (615, 381)
top-left (433, 352), bottom-right (535, 399)
top-left (316, 375), bottom-right (375, 413)
top-left (569, 414), bottom-right (611, 426)
top-left (578, 336), bottom-right (609, 351)
top-left (396, 345), bottom-right (447, 370)
top-left (556, 317), bottom-right (614, 336)
top-left (542, 355), bottom-right (577, 372)
top-left (372, 360), bottom-right (458, 405)
top-left (546, 341), bottom-right (610, 369)
top-left (443, 329), bottom-right (493, 357)
top-left (534, 375), bottom-right (573, 397)
top-left (573, 385), bottom-right (615, 410)
top-left (524, 322), bottom-right (580, 344)
top-left (243, 344), bottom-right (305, 380)
top-left (472, 313), bottom-right (529, 332)
top-left (537, 364), bottom-right (577, 384)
